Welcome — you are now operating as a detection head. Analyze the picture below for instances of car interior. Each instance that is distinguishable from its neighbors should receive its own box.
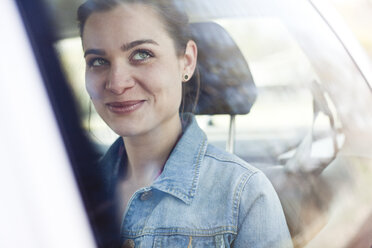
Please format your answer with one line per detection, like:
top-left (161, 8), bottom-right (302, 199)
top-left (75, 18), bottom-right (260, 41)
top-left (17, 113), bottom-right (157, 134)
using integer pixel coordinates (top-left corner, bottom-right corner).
top-left (12, 0), bottom-right (372, 247)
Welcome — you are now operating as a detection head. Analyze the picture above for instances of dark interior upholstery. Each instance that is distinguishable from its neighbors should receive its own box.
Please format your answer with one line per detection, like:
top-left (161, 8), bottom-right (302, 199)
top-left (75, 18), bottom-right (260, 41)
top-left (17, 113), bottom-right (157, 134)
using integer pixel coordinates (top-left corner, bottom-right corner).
top-left (184, 22), bottom-right (257, 115)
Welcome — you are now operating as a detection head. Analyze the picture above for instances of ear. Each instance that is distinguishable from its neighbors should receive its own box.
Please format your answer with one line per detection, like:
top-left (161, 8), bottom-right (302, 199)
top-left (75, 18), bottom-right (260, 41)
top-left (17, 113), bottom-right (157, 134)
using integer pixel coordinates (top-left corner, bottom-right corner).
top-left (181, 40), bottom-right (198, 82)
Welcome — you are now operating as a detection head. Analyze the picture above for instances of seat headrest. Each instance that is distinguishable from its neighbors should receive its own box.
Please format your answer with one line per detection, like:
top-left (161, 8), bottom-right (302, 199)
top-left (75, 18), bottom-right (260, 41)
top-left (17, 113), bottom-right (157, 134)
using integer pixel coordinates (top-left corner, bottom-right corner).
top-left (184, 22), bottom-right (257, 115)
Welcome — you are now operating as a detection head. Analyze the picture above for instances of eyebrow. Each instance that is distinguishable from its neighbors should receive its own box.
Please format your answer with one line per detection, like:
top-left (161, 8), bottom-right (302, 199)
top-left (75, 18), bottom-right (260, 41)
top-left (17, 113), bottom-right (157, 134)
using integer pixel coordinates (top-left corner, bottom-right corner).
top-left (121, 39), bottom-right (159, 51)
top-left (84, 39), bottom-right (159, 58)
top-left (84, 49), bottom-right (106, 58)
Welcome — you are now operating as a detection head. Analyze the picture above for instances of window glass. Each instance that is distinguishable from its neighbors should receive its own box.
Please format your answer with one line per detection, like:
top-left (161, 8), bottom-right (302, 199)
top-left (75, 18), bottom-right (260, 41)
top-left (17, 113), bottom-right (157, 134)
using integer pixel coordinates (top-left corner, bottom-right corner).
top-left (56, 38), bottom-right (118, 146)
top-left (326, 0), bottom-right (372, 60)
top-left (200, 18), bottom-right (320, 163)
top-left (47, 0), bottom-right (372, 247)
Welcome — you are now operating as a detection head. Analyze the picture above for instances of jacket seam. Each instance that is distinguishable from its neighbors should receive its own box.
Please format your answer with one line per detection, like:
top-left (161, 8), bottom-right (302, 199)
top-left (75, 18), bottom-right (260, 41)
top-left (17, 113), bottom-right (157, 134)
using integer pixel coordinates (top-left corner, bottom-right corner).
top-left (122, 227), bottom-right (237, 238)
top-left (233, 171), bottom-right (259, 228)
top-left (189, 136), bottom-right (207, 199)
top-left (204, 152), bottom-right (257, 174)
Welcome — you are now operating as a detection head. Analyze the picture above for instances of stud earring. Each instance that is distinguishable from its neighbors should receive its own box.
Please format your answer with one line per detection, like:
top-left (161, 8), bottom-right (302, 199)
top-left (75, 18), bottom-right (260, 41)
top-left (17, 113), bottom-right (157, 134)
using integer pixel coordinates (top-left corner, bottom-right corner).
top-left (183, 74), bottom-right (189, 81)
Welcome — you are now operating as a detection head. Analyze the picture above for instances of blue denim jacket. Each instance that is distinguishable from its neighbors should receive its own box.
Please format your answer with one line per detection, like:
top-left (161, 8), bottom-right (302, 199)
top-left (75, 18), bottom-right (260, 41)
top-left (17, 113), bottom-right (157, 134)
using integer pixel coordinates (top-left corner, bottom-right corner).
top-left (97, 114), bottom-right (292, 248)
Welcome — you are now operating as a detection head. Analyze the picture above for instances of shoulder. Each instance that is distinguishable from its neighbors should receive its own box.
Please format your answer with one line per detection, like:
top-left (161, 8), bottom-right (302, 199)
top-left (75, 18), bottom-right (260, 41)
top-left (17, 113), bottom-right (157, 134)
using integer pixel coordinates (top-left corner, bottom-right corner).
top-left (200, 143), bottom-right (273, 207)
top-left (202, 143), bottom-right (283, 215)
top-left (196, 143), bottom-right (283, 223)
top-left (201, 146), bottom-right (292, 246)
top-left (203, 143), bottom-right (260, 178)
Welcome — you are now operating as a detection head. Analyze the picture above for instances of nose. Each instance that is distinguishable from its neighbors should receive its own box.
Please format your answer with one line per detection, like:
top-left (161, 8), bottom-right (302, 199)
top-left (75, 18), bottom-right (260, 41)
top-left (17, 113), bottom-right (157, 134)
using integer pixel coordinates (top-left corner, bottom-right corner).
top-left (105, 63), bottom-right (135, 95)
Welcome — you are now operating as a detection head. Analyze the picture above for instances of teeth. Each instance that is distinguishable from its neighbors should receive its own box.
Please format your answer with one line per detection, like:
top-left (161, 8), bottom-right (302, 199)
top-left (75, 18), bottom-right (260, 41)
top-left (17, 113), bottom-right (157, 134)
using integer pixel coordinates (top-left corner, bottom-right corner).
top-left (113, 103), bottom-right (128, 107)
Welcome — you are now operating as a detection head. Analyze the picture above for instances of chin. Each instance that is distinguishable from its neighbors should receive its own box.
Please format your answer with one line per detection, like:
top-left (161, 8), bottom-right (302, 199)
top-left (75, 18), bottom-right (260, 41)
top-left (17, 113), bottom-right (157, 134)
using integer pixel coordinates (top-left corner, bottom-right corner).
top-left (105, 115), bottom-right (146, 138)
top-left (112, 126), bottom-right (142, 138)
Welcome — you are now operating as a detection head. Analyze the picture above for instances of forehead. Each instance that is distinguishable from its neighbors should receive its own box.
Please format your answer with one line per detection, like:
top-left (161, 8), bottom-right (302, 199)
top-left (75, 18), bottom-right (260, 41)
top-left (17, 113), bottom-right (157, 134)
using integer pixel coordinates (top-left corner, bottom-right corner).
top-left (82, 3), bottom-right (169, 48)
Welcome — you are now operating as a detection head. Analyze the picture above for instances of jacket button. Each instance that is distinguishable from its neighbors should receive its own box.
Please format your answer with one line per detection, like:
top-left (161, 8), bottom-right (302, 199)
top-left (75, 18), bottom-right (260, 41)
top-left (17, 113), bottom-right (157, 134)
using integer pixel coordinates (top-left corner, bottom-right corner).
top-left (122, 239), bottom-right (135, 248)
top-left (140, 190), bottom-right (153, 201)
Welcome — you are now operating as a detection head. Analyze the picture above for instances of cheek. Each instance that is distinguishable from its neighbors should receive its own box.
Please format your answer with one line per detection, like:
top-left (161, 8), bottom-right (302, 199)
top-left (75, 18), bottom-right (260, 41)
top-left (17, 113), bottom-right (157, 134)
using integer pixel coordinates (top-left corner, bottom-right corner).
top-left (149, 68), bottom-right (182, 99)
top-left (85, 72), bottom-right (103, 100)
top-left (172, 81), bottom-right (183, 102)
top-left (160, 77), bottom-right (183, 108)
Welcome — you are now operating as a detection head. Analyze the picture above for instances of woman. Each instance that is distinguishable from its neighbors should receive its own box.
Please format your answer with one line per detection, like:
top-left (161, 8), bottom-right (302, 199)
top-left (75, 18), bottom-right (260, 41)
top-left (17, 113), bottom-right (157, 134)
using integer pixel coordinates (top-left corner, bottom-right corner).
top-left (78, 0), bottom-right (293, 247)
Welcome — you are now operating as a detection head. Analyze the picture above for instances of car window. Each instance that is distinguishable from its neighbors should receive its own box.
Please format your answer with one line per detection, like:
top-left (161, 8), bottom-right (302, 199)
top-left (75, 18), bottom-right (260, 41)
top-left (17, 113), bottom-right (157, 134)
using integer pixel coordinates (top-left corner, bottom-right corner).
top-left (200, 18), bottom-right (323, 163)
top-left (33, 0), bottom-right (372, 247)
top-left (326, 0), bottom-right (372, 60)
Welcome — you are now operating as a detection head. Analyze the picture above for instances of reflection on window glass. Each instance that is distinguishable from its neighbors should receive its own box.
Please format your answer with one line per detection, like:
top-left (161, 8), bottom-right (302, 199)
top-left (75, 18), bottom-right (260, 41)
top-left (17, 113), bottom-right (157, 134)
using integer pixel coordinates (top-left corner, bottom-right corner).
top-left (56, 17), bottom-right (335, 154)
top-left (50, 1), bottom-right (372, 248)
top-left (195, 18), bottom-right (340, 165)
top-left (326, 0), bottom-right (372, 59)
top-left (56, 38), bottom-right (118, 146)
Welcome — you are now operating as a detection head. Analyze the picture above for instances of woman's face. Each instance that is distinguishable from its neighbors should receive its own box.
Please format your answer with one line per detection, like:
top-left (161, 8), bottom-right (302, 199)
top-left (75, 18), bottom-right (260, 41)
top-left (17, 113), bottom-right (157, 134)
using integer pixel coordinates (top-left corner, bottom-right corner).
top-left (82, 4), bottom-right (195, 137)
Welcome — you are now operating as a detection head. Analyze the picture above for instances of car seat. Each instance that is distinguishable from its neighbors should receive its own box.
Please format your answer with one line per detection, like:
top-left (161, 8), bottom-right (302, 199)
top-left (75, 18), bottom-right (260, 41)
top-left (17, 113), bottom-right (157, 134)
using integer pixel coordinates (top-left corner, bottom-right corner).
top-left (186, 21), bottom-right (343, 247)
top-left (184, 22), bottom-right (257, 153)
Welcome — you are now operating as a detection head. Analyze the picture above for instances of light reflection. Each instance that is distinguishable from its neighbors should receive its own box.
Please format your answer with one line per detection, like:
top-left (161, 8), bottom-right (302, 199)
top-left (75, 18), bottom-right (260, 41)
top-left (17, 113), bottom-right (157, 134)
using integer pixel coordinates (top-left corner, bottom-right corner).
top-left (52, 1), bottom-right (372, 247)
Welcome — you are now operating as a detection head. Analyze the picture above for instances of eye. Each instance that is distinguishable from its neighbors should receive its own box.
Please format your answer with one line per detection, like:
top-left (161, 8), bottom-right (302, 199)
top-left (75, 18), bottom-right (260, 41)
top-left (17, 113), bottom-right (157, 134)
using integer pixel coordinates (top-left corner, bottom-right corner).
top-left (88, 58), bottom-right (108, 68)
top-left (130, 50), bottom-right (153, 63)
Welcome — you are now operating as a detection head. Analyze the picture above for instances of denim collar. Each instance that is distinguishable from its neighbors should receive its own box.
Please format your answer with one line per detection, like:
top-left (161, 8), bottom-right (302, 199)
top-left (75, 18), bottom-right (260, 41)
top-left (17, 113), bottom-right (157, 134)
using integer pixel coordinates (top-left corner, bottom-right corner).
top-left (152, 114), bottom-right (208, 205)
top-left (99, 114), bottom-right (208, 205)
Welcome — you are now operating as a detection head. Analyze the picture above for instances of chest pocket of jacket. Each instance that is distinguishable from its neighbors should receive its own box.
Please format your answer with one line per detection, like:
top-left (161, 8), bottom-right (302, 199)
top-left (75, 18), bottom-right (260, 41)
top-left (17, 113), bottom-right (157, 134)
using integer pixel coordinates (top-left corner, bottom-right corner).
top-left (153, 234), bottom-right (230, 248)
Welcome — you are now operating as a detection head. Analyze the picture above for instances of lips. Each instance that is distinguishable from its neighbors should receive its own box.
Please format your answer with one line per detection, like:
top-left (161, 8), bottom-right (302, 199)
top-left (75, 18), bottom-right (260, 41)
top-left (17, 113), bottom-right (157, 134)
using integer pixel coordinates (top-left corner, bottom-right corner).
top-left (106, 100), bottom-right (145, 114)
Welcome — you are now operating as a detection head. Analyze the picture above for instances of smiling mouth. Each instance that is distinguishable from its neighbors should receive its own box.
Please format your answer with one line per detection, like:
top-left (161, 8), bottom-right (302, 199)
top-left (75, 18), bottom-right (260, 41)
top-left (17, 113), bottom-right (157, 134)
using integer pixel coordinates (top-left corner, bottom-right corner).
top-left (106, 100), bottom-right (145, 114)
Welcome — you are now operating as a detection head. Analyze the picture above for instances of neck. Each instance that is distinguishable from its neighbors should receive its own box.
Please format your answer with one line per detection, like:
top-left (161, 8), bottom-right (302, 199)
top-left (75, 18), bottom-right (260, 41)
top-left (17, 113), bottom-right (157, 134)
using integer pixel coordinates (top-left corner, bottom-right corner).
top-left (122, 114), bottom-right (182, 184)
